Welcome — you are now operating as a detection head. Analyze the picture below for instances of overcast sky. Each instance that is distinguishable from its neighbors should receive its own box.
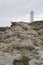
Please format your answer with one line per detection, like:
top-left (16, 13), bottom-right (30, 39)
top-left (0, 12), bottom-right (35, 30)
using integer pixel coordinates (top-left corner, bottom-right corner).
top-left (0, 0), bottom-right (43, 26)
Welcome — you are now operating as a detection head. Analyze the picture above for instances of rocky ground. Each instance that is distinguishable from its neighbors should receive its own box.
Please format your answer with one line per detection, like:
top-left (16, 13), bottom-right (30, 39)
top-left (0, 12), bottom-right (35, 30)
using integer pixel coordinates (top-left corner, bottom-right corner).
top-left (0, 21), bottom-right (43, 65)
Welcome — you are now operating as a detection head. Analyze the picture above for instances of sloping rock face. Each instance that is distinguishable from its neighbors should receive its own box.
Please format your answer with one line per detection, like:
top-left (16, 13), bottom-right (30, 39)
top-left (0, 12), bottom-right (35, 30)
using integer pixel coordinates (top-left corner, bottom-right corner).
top-left (0, 52), bottom-right (14, 65)
top-left (0, 21), bottom-right (43, 65)
top-left (0, 52), bottom-right (22, 65)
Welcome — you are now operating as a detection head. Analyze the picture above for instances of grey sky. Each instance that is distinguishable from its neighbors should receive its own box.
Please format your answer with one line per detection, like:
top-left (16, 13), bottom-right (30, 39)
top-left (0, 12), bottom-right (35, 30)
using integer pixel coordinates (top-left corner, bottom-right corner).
top-left (0, 0), bottom-right (43, 26)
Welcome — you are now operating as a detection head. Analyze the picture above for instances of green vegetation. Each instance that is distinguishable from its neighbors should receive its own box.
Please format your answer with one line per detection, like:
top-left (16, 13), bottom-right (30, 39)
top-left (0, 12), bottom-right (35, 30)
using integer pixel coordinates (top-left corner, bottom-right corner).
top-left (22, 54), bottom-right (29, 65)
top-left (0, 27), bottom-right (8, 31)
top-left (29, 21), bottom-right (43, 30)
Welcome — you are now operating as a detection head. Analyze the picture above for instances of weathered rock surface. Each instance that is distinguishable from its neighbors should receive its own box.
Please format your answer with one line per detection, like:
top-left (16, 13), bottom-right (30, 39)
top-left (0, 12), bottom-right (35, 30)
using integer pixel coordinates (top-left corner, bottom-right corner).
top-left (0, 52), bottom-right (14, 65)
top-left (0, 51), bottom-right (22, 65)
top-left (29, 59), bottom-right (43, 65)
top-left (0, 21), bottom-right (43, 65)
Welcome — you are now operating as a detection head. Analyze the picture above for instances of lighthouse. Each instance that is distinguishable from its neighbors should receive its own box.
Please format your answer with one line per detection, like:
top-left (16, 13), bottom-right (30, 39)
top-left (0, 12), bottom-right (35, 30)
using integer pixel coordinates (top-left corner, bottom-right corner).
top-left (30, 11), bottom-right (34, 22)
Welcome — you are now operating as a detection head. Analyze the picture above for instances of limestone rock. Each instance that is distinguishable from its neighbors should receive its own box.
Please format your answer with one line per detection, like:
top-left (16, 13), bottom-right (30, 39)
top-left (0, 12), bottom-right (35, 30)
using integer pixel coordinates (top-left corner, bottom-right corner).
top-left (0, 52), bottom-right (14, 65)
top-left (29, 59), bottom-right (43, 65)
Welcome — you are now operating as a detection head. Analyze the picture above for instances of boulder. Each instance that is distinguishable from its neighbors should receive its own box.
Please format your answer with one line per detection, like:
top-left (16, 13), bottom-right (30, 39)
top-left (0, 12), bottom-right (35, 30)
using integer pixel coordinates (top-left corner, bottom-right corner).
top-left (0, 52), bottom-right (14, 65)
top-left (29, 59), bottom-right (43, 65)
top-left (38, 29), bottom-right (43, 35)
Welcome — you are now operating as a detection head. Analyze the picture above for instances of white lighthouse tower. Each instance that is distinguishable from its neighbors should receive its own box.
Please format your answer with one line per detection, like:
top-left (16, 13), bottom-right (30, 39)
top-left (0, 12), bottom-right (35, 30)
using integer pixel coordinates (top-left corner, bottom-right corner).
top-left (30, 11), bottom-right (34, 22)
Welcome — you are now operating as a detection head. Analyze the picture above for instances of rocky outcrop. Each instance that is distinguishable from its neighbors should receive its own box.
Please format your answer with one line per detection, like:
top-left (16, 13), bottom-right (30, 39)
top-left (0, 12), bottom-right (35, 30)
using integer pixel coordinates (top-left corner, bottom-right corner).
top-left (0, 21), bottom-right (43, 65)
